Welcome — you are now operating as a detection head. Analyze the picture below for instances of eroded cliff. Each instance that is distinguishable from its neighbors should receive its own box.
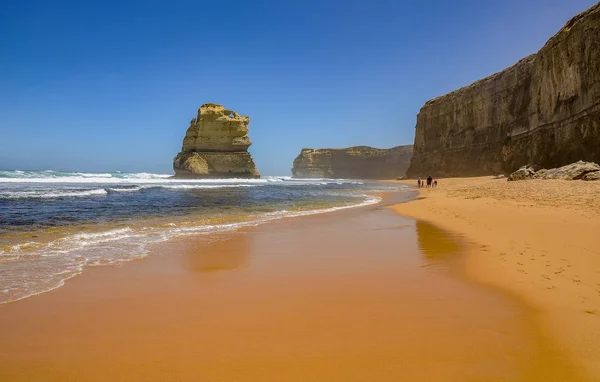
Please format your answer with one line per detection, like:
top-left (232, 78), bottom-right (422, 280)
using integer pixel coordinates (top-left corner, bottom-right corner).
top-left (173, 103), bottom-right (260, 178)
top-left (292, 145), bottom-right (413, 179)
top-left (407, 2), bottom-right (600, 177)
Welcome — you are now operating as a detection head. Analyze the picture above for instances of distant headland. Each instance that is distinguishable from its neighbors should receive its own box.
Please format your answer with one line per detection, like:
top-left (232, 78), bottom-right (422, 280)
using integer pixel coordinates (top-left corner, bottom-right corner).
top-left (292, 145), bottom-right (413, 179)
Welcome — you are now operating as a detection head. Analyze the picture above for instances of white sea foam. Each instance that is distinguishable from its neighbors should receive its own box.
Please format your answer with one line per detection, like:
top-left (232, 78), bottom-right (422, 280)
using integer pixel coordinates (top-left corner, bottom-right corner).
top-left (68, 227), bottom-right (135, 243)
top-left (0, 170), bottom-right (365, 186)
top-left (76, 172), bottom-right (113, 178)
top-left (0, 170), bottom-right (172, 180)
top-left (0, 169), bottom-right (267, 184)
top-left (0, 177), bottom-right (265, 184)
top-left (6, 242), bottom-right (38, 253)
top-left (1, 183), bottom-right (262, 199)
top-left (0, 171), bottom-right (365, 202)
top-left (105, 184), bottom-right (258, 193)
top-left (158, 184), bottom-right (257, 189)
top-left (106, 186), bottom-right (143, 193)
top-left (0, 188), bottom-right (108, 199)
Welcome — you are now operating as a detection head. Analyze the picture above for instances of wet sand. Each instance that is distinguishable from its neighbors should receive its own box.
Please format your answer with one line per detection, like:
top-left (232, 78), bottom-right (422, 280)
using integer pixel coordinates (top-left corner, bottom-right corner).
top-left (0, 193), bottom-right (584, 381)
top-left (392, 177), bottom-right (600, 379)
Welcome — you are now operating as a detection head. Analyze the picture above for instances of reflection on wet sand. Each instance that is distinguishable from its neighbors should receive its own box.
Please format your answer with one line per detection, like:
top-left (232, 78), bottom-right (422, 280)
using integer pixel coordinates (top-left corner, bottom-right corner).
top-left (182, 235), bottom-right (249, 273)
top-left (416, 220), bottom-right (462, 261)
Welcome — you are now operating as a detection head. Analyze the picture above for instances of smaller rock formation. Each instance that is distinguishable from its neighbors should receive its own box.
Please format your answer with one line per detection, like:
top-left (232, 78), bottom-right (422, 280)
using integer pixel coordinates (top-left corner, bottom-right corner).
top-left (583, 171), bottom-right (600, 181)
top-left (173, 103), bottom-right (260, 178)
top-left (292, 145), bottom-right (413, 179)
top-left (507, 166), bottom-right (538, 181)
top-left (508, 161), bottom-right (600, 181)
top-left (538, 161), bottom-right (600, 180)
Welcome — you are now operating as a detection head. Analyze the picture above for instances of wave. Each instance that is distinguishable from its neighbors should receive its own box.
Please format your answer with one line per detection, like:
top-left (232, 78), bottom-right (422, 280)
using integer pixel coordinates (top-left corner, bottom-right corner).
top-left (0, 169), bottom-right (171, 180)
top-left (0, 188), bottom-right (108, 199)
top-left (105, 184), bottom-right (257, 193)
top-left (0, 170), bottom-right (367, 191)
top-left (0, 170), bottom-right (364, 185)
top-left (0, 170), bottom-right (175, 184)
top-left (1, 183), bottom-right (266, 199)
top-left (106, 186), bottom-right (143, 193)
top-left (0, 176), bottom-right (270, 184)
top-left (157, 184), bottom-right (257, 189)
top-left (1, 180), bottom-right (365, 200)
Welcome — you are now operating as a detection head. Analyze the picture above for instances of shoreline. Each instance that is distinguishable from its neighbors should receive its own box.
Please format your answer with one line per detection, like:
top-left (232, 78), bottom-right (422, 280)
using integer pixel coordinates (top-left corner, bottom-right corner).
top-left (0, 189), bottom-right (582, 381)
top-left (391, 177), bottom-right (600, 379)
top-left (0, 187), bottom-right (388, 305)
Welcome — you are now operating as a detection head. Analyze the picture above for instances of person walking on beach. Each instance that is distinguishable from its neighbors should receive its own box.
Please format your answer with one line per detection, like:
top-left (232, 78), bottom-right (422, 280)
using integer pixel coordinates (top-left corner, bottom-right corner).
top-left (426, 175), bottom-right (432, 187)
top-left (417, 177), bottom-right (422, 188)
top-left (433, 179), bottom-right (438, 188)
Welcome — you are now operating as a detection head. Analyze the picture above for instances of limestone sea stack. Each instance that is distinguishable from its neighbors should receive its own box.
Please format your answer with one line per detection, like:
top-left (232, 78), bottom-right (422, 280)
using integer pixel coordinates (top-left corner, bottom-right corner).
top-left (173, 103), bottom-right (260, 178)
top-left (407, 2), bottom-right (600, 178)
top-left (292, 145), bottom-right (413, 179)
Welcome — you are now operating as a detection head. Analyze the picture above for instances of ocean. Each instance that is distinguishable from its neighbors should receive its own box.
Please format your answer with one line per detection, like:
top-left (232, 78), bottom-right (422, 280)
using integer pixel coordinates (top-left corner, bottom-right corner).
top-left (0, 170), bottom-right (408, 304)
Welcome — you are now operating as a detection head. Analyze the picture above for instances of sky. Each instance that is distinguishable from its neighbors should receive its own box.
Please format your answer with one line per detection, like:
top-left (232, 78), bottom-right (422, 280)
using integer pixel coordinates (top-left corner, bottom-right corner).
top-left (1, 0), bottom-right (597, 175)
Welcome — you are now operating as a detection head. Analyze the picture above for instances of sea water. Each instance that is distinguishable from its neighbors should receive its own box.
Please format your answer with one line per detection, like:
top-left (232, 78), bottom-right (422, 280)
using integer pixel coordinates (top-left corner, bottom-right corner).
top-left (0, 170), bottom-right (408, 304)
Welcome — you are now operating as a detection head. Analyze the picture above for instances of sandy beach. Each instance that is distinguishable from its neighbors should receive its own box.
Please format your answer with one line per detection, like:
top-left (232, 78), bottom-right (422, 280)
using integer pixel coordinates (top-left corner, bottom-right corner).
top-left (392, 177), bottom-right (600, 379)
top-left (0, 191), bottom-right (585, 381)
top-left (3, 0), bottom-right (598, 380)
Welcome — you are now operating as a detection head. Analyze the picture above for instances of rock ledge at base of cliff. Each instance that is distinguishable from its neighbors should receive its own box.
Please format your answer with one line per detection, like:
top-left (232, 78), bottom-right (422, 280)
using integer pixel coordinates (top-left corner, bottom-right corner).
top-left (173, 103), bottom-right (260, 178)
top-left (508, 161), bottom-right (600, 181)
top-left (292, 145), bottom-right (413, 179)
top-left (407, 2), bottom-right (600, 178)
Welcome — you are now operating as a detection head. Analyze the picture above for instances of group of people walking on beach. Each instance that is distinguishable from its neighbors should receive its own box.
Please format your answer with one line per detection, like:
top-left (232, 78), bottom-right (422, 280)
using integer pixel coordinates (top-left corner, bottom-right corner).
top-left (417, 176), bottom-right (437, 188)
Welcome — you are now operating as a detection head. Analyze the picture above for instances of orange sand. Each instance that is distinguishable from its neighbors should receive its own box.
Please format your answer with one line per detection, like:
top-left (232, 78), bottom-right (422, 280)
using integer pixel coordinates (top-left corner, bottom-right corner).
top-left (392, 177), bottom-right (600, 379)
top-left (0, 196), bottom-right (585, 381)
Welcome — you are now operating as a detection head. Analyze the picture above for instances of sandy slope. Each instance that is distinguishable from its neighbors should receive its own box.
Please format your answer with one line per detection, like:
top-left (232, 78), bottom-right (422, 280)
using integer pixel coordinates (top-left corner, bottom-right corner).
top-left (392, 177), bottom-right (600, 378)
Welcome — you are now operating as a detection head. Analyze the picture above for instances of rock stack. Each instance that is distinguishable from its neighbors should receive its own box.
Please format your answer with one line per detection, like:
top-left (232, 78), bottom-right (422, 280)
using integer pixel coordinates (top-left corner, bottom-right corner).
top-left (173, 103), bottom-right (260, 178)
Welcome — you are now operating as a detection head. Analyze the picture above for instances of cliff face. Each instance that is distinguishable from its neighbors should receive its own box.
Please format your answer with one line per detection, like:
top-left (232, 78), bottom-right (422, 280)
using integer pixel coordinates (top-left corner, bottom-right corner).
top-left (407, 3), bottom-right (600, 177)
top-left (173, 103), bottom-right (260, 178)
top-left (292, 145), bottom-right (413, 179)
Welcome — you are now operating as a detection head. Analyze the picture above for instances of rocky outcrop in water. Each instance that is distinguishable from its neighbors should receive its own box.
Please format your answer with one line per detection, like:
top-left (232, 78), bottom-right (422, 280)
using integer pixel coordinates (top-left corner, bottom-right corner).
top-left (407, 3), bottom-right (600, 178)
top-left (173, 103), bottom-right (260, 178)
top-left (292, 145), bottom-right (413, 179)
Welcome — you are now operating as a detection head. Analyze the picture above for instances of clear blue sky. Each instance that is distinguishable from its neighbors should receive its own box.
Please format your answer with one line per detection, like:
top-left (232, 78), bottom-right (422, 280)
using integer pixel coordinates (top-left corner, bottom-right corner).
top-left (1, 0), bottom-right (597, 175)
